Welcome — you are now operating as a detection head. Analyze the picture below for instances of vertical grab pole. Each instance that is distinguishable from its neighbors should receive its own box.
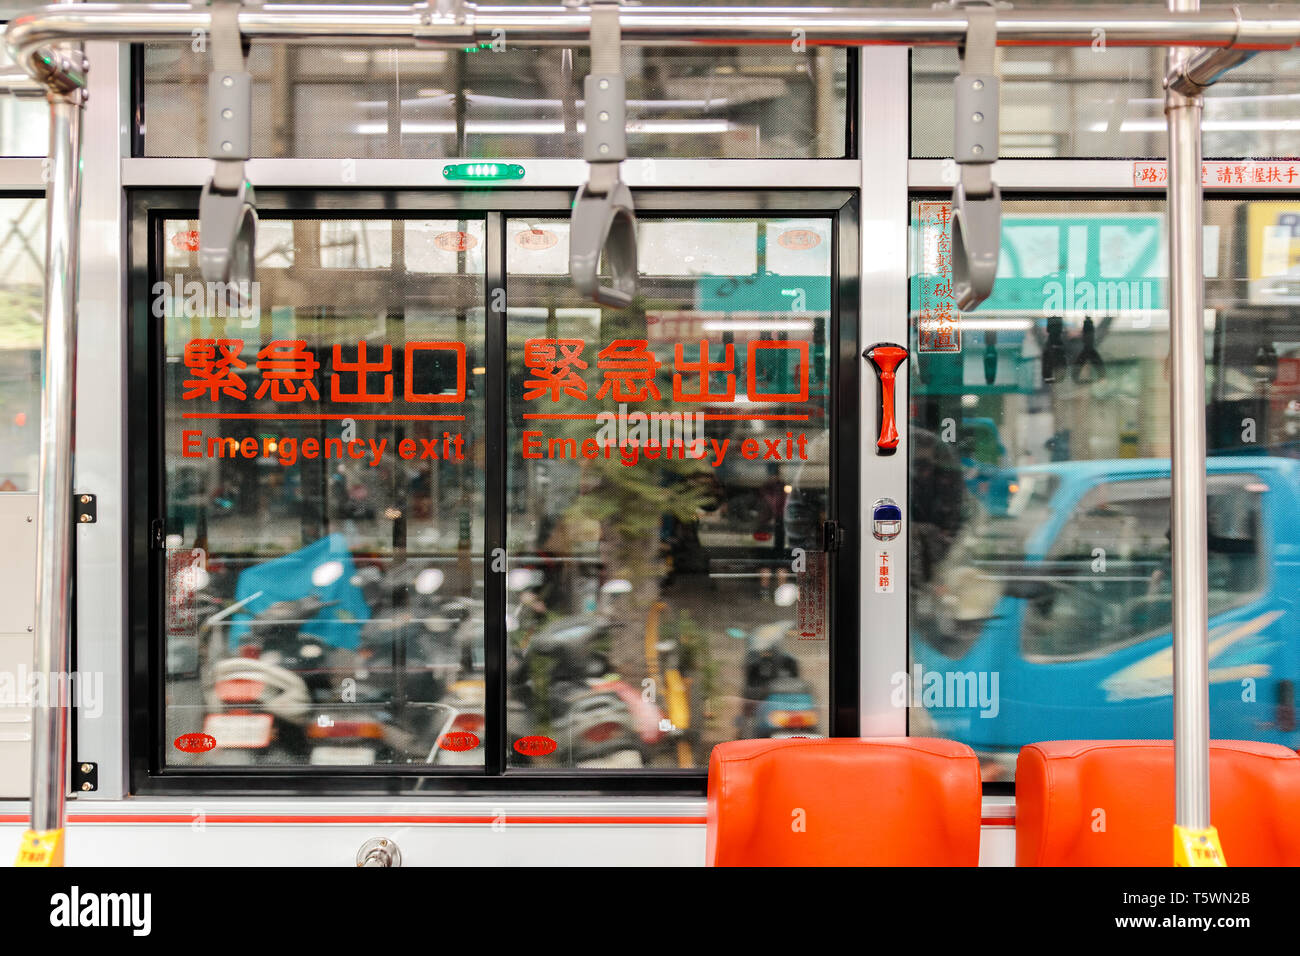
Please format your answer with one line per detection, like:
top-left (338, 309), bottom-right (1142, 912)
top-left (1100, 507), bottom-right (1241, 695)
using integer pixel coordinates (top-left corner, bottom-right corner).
top-left (15, 59), bottom-right (87, 867)
top-left (1166, 0), bottom-right (1219, 864)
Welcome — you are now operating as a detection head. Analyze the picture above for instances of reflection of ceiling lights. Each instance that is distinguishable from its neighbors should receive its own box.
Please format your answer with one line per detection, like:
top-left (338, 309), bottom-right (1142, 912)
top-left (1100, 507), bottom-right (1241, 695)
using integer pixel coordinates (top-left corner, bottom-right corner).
top-left (369, 94), bottom-right (750, 111)
top-left (1089, 119), bottom-right (1300, 132)
top-left (701, 319), bottom-right (815, 332)
top-left (353, 120), bottom-right (734, 135)
top-left (958, 318), bottom-right (1035, 331)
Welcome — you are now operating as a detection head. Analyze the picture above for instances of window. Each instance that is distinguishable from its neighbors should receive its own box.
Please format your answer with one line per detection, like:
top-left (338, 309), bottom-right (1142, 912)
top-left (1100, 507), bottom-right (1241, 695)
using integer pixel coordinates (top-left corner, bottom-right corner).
top-left (139, 45), bottom-right (848, 159)
top-left (908, 197), bottom-right (1300, 781)
top-left (159, 215), bottom-right (487, 769)
top-left (144, 194), bottom-right (850, 783)
top-left (504, 216), bottom-right (833, 769)
top-left (0, 43), bottom-right (47, 157)
top-left (912, 46), bottom-right (1300, 160)
top-left (0, 196), bottom-right (42, 490)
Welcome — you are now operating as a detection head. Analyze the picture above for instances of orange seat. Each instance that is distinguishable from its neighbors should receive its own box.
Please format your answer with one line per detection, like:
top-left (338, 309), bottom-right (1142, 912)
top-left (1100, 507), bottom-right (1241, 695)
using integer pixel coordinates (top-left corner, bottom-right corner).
top-left (706, 737), bottom-right (982, 866)
top-left (1016, 740), bottom-right (1300, 866)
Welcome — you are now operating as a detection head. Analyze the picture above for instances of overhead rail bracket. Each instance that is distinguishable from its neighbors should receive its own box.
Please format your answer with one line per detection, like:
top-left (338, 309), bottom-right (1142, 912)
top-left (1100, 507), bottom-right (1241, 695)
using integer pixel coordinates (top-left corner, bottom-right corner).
top-left (949, 0), bottom-right (1003, 312)
top-left (198, 0), bottom-right (257, 288)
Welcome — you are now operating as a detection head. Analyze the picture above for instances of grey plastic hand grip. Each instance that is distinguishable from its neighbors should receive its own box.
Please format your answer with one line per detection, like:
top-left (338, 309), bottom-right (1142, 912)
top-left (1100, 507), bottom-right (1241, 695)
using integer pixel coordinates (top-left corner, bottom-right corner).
top-left (198, 178), bottom-right (257, 287)
top-left (950, 179), bottom-right (1001, 312)
top-left (569, 179), bottom-right (637, 309)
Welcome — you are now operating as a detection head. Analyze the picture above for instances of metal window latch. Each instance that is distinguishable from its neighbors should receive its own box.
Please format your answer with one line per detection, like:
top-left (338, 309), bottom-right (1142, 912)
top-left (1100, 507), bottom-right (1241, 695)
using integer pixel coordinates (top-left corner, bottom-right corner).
top-left (570, 2), bottom-right (638, 308)
top-left (821, 520), bottom-right (844, 553)
top-left (949, 0), bottom-right (1004, 312)
top-left (199, 0), bottom-right (257, 289)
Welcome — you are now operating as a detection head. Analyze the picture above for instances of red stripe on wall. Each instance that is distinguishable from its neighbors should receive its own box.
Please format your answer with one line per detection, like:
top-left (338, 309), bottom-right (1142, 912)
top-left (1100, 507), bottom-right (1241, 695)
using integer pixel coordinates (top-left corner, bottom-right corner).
top-left (0, 813), bottom-right (706, 826)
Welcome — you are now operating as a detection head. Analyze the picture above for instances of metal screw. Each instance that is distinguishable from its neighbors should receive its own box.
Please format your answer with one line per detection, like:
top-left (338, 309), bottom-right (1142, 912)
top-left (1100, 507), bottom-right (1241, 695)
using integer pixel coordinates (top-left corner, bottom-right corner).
top-left (598, 78), bottom-right (609, 90)
top-left (221, 141), bottom-right (233, 153)
top-left (972, 112), bottom-right (984, 123)
top-left (79, 513), bottom-right (91, 523)
top-left (971, 144), bottom-right (984, 155)
top-left (598, 143), bottom-right (609, 154)
top-left (80, 763), bottom-right (91, 773)
top-left (598, 110), bottom-right (609, 122)
top-left (79, 495), bottom-right (90, 504)
top-left (972, 79), bottom-right (984, 91)
top-left (81, 782), bottom-right (92, 791)
top-left (221, 75), bottom-right (234, 87)
top-left (25, 516), bottom-right (32, 522)
top-left (26, 626), bottom-right (32, 632)
top-left (221, 108), bottom-right (233, 120)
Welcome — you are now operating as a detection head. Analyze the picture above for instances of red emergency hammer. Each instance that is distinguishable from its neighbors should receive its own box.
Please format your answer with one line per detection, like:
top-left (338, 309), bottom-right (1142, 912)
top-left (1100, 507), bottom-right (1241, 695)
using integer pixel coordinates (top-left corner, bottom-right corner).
top-left (864, 343), bottom-right (908, 455)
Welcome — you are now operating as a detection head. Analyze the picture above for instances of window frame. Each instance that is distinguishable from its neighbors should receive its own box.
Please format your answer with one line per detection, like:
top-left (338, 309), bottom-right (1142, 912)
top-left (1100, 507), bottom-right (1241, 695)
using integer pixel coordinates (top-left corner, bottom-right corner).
top-left (126, 186), bottom-right (861, 795)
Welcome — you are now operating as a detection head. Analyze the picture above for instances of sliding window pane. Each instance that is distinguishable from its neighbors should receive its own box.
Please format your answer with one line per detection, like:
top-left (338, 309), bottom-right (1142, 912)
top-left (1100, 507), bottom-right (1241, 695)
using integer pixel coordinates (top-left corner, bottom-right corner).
top-left (505, 217), bottom-right (833, 769)
top-left (161, 217), bottom-right (487, 769)
top-left (908, 197), bottom-right (1300, 781)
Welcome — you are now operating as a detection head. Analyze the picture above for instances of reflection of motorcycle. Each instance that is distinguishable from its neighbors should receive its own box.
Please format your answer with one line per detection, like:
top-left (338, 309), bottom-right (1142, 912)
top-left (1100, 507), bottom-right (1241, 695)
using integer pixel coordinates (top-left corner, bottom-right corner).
top-left (510, 615), bottom-right (662, 767)
top-left (203, 594), bottom-right (339, 763)
top-left (735, 622), bottom-right (821, 740)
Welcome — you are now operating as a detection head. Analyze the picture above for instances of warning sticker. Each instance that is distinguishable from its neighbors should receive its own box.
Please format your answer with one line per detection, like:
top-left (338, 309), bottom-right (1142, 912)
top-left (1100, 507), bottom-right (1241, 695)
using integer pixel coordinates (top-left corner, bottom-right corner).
top-left (875, 550), bottom-right (894, 594)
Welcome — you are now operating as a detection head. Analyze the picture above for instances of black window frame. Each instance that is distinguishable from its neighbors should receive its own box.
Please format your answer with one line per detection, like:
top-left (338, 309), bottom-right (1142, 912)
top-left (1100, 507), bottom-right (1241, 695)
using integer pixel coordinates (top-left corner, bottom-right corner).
top-left (127, 187), bottom-right (861, 795)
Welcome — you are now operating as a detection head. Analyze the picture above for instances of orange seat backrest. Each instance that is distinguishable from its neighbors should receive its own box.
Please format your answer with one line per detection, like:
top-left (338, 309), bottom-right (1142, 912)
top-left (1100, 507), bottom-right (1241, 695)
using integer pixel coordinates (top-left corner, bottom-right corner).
top-left (707, 737), bottom-right (982, 866)
top-left (1016, 739), bottom-right (1300, 866)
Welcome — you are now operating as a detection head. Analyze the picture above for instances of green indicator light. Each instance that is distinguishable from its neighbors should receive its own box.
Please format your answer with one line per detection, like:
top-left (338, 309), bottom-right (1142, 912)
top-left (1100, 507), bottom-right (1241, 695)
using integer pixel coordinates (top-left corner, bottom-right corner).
top-left (442, 162), bottom-right (525, 183)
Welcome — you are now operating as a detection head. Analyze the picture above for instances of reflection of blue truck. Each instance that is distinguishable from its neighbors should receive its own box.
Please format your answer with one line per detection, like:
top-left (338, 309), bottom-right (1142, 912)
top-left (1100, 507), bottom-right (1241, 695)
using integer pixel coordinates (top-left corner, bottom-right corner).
top-left (912, 457), bottom-right (1300, 777)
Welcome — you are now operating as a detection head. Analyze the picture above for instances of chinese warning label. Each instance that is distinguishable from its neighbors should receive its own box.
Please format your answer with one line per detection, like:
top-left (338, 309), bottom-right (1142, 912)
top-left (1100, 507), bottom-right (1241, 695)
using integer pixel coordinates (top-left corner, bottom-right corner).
top-left (1133, 160), bottom-right (1300, 188)
top-left (796, 553), bottom-right (827, 641)
top-left (875, 550), bottom-right (894, 594)
top-left (916, 201), bottom-right (960, 353)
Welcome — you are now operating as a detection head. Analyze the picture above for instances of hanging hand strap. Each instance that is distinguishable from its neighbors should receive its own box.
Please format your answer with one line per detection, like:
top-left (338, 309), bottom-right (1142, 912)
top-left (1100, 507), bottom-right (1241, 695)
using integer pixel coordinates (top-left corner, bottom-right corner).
top-left (570, 2), bottom-right (638, 308)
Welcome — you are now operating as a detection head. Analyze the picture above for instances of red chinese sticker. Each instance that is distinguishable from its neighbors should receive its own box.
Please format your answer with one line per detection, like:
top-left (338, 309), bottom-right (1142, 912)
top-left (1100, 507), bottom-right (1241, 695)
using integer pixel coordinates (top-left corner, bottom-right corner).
top-left (434, 231), bottom-right (478, 252)
top-left (777, 229), bottom-right (822, 251)
top-left (171, 230), bottom-right (201, 252)
top-left (513, 735), bottom-right (558, 757)
top-left (174, 732), bottom-right (217, 754)
top-left (514, 228), bottom-right (559, 250)
top-left (439, 731), bottom-right (480, 752)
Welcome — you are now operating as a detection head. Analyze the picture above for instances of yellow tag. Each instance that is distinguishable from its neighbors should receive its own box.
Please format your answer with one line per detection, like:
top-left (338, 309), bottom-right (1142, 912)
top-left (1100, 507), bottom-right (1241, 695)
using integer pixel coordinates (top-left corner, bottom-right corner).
top-left (1174, 825), bottom-right (1226, 867)
top-left (664, 669), bottom-right (690, 731)
top-left (15, 828), bottom-right (65, 867)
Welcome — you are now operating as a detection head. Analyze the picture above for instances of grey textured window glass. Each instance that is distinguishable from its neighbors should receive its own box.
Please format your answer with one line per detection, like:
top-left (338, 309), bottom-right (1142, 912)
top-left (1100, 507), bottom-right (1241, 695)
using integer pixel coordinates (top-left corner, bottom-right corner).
top-left (0, 42), bottom-right (47, 157)
top-left (0, 196), bottom-right (42, 490)
top-left (913, 45), bottom-right (1300, 159)
top-left (140, 44), bottom-right (846, 159)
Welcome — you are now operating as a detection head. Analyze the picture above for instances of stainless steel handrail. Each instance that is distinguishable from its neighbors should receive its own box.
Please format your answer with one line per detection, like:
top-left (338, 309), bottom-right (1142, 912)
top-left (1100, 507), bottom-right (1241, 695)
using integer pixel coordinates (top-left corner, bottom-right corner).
top-left (6, 4), bottom-right (1300, 84)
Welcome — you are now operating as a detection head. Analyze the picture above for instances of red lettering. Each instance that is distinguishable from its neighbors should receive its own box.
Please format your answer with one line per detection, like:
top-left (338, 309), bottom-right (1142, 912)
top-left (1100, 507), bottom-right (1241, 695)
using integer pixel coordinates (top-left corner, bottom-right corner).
top-left (405, 342), bottom-right (466, 403)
